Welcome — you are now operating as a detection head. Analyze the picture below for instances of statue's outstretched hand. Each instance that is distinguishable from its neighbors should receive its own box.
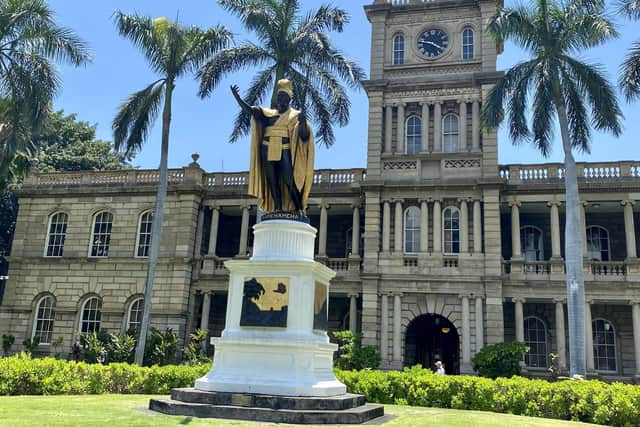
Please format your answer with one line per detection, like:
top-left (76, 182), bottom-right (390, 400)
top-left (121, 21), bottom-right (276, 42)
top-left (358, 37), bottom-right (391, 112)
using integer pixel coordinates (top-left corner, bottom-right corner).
top-left (231, 84), bottom-right (241, 99)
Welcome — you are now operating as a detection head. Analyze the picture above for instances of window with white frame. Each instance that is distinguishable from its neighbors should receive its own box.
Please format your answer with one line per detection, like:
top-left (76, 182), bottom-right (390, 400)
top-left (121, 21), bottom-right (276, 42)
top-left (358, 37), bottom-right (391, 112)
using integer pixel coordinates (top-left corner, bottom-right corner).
top-left (393, 34), bottom-right (405, 65)
top-left (443, 207), bottom-right (460, 254)
top-left (521, 226), bottom-right (544, 261)
top-left (80, 297), bottom-right (102, 334)
top-left (33, 296), bottom-right (55, 344)
top-left (404, 206), bottom-right (421, 254)
top-left (89, 211), bottom-right (113, 257)
top-left (126, 298), bottom-right (144, 333)
top-left (586, 226), bottom-right (610, 261)
top-left (405, 116), bottom-right (422, 154)
top-left (443, 113), bottom-right (459, 152)
top-left (593, 318), bottom-right (616, 372)
top-left (524, 316), bottom-right (548, 368)
top-left (136, 211), bottom-right (153, 257)
top-left (45, 212), bottom-right (68, 257)
top-left (462, 28), bottom-right (474, 60)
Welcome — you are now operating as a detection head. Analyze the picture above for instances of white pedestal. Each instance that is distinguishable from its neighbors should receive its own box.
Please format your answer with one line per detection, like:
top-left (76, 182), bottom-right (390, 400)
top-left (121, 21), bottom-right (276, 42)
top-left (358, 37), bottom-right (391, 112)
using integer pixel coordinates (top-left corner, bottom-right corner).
top-left (195, 220), bottom-right (346, 397)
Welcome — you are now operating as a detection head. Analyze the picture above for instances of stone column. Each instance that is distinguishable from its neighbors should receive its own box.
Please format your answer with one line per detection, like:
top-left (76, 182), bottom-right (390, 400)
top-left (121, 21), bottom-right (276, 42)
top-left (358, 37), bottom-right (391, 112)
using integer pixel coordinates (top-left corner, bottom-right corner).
top-left (585, 300), bottom-right (594, 371)
top-left (420, 200), bottom-right (429, 252)
top-left (549, 202), bottom-right (562, 258)
top-left (394, 199), bottom-right (403, 253)
top-left (461, 295), bottom-right (471, 370)
top-left (351, 204), bottom-right (360, 257)
top-left (200, 291), bottom-right (212, 332)
top-left (632, 302), bottom-right (640, 376)
top-left (194, 206), bottom-right (206, 258)
top-left (392, 293), bottom-right (402, 363)
top-left (208, 207), bottom-right (220, 256)
top-left (514, 298), bottom-right (525, 342)
top-left (384, 104), bottom-right (393, 154)
top-left (318, 203), bottom-right (330, 257)
top-left (396, 103), bottom-right (405, 154)
top-left (475, 296), bottom-right (484, 351)
top-left (623, 200), bottom-right (637, 259)
top-left (349, 293), bottom-right (358, 332)
top-left (472, 99), bottom-right (480, 151)
top-left (421, 102), bottom-right (429, 153)
top-left (433, 101), bottom-right (442, 152)
top-left (238, 205), bottom-right (250, 256)
top-left (459, 100), bottom-right (468, 151)
top-left (382, 201), bottom-right (391, 252)
top-left (555, 299), bottom-right (567, 370)
top-left (473, 200), bottom-right (482, 253)
top-left (433, 200), bottom-right (442, 253)
top-left (380, 294), bottom-right (389, 362)
top-left (510, 201), bottom-right (522, 258)
top-left (580, 202), bottom-right (587, 256)
top-left (460, 199), bottom-right (469, 253)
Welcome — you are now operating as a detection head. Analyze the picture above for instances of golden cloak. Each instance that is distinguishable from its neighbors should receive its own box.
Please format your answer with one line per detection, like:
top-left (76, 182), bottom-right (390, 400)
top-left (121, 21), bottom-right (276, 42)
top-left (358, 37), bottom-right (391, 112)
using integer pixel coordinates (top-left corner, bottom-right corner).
top-left (248, 107), bottom-right (315, 212)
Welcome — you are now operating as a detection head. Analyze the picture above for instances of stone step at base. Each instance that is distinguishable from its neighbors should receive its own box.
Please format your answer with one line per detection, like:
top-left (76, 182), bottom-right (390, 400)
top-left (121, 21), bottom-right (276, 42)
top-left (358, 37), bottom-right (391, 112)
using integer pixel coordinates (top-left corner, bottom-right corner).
top-left (171, 388), bottom-right (366, 410)
top-left (150, 397), bottom-right (384, 425)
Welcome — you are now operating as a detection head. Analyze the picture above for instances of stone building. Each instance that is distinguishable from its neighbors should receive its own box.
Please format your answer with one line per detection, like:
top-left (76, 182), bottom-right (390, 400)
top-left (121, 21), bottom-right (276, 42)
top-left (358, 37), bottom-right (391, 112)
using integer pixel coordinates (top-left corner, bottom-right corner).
top-left (1, 0), bottom-right (640, 380)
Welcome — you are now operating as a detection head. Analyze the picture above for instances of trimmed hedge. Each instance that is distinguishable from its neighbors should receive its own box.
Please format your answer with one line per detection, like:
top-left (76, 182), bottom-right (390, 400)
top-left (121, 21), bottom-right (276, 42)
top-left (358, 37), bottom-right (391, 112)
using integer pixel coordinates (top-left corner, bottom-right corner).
top-left (0, 353), bottom-right (209, 395)
top-left (2, 355), bottom-right (640, 426)
top-left (336, 366), bottom-right (640, 427)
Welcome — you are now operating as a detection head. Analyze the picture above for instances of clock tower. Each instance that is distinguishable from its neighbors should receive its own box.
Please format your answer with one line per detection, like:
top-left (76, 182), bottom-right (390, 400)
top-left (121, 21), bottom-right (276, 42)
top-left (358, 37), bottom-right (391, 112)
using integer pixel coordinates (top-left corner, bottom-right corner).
top-left (360, 0), bottom-right (505, 372)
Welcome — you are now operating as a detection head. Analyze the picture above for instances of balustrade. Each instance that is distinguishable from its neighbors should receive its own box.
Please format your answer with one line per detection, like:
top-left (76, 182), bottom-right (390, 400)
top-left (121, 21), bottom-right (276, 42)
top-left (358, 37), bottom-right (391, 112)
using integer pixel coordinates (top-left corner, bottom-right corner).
top-left (500, 161), bottom-right (640, 184)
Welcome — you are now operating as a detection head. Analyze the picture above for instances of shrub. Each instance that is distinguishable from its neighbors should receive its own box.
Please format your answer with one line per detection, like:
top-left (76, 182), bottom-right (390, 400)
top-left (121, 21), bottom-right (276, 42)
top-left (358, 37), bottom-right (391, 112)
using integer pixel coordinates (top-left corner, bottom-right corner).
top-left (143, 328), bottom-right (178, 366)
top-left (182, 329), bottom-right (211, 366)
top-left (471, 341), bottom-right (528, 379)
top-left (331, 330), bottom-right (380, 370)
top-left (2, 334), bottom-right (15, 356)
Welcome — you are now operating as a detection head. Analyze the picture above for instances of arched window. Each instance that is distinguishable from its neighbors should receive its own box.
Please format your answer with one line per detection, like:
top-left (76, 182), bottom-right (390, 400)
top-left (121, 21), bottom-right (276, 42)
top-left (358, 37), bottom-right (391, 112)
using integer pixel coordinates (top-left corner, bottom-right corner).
top-left (136, 211), bottom-right (153, 257)
top-left (126, 298), bottom-right (144, 333)
top-left (593, 318), bottom-right (616, 372)
top-left (521, 226), bottom-right (544, 261)
top-left (443, 114), bottom-right (459, 152)
top-left (524, 316), bottom-right (547, 368)
top-left (462, 28), bottom-right (474, 60)
top-left (393, 34), bottom-right (405, 65)
top-left (586, 226), bottom-right (610, 261)
top-left (405, 116), bottom-right (422, 154)
top-left (443, 207), bottom-right (460, 254)
top-left (80, 297), bottom-right (102, 334)
top-left (45, 212), bottom-right (68, 257)
top-left (404, 206), bottom-right (421, 254)
top-left (89, 211), bottom-right (113, 257)
top-left (32, 296), bottom-right (55, 344)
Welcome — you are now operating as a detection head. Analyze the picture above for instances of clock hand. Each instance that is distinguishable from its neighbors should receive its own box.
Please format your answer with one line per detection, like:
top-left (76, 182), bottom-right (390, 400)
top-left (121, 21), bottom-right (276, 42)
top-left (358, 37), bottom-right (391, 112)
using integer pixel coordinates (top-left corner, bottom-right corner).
top-left (426, 41), bottom-right (443, 50)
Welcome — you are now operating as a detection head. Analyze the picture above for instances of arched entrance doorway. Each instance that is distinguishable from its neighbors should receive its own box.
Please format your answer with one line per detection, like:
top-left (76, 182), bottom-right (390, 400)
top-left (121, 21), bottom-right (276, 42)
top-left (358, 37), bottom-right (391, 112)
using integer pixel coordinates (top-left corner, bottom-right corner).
top-left (404, 314), bottom-right (460, 374)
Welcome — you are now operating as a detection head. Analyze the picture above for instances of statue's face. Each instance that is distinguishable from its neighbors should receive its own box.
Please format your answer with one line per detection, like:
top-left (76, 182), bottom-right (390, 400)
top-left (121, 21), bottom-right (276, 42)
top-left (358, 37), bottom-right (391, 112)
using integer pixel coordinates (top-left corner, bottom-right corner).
top-left (276, 92), bottom-right (290, 113)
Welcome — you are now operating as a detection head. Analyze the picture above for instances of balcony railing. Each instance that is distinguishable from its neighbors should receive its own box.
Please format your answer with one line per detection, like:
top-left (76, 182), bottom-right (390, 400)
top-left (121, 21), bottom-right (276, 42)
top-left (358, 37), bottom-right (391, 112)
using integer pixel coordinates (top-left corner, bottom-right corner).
top-left (499, 161), bottom-right (640, 184)
top-left (384, 0), bottom-right (438, 5)
top-left (589, 261), bottom-right (627, 277)
top-left (503, 259), bottom-right (631, 279)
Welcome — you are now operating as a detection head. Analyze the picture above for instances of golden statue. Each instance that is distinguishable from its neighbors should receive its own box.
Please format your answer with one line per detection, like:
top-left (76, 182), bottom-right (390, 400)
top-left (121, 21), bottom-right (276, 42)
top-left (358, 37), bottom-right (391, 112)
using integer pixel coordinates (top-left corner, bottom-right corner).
top-left (231, 79), bottom-right (314, 214)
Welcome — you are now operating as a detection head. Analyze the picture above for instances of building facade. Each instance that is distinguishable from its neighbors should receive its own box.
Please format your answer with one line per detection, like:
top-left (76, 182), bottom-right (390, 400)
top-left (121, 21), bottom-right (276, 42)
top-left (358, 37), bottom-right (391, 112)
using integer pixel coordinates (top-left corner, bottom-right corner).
top-left (1, 0), bottom-right (640, 380)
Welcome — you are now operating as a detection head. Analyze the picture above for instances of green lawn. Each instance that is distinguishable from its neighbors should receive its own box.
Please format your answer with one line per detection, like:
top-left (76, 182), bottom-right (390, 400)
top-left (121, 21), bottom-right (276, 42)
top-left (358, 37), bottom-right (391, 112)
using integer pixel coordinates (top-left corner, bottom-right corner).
top-left (0, 394), bottom-right (599, 427)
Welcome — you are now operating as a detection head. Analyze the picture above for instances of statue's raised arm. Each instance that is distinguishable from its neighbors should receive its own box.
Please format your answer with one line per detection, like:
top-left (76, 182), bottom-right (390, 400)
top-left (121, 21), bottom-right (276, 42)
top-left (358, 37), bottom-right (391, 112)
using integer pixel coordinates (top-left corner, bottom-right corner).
top-left (245, 79), bottom-right (315, 218)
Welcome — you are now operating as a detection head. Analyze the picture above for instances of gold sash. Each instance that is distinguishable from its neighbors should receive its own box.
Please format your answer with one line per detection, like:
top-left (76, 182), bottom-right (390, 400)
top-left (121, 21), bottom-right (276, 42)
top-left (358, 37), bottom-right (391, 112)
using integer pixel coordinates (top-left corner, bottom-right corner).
top-left (263, 111), bottom-right (293, 161)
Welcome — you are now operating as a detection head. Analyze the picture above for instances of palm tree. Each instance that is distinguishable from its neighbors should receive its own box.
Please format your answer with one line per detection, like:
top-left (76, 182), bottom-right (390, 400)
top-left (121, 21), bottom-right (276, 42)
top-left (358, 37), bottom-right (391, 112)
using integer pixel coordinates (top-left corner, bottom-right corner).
top-left (482, 0), bottom-right (622, 377)
top-left (0, 0), bottom-right (91, 182)
top-left (112, 12), bottom-right (232, 366)
top-left (198, 0), bottom-right (365, 147)
top-left (618, 0), bottom-right (640, 100)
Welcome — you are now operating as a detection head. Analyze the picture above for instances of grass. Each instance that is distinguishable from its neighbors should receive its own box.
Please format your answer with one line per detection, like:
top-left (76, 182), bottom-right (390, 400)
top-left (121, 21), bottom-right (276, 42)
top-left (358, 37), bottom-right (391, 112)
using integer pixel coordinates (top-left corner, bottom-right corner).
top-left (0, 394), bottom-right (599, 426)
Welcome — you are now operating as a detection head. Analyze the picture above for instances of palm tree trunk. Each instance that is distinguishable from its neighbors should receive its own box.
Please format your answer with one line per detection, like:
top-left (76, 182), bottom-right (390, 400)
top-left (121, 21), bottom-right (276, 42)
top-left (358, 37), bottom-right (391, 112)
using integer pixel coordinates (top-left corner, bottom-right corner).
top-left (134, 80), bottom-right (174, 366)
top-left (555, 95), bottom-right (587, 377)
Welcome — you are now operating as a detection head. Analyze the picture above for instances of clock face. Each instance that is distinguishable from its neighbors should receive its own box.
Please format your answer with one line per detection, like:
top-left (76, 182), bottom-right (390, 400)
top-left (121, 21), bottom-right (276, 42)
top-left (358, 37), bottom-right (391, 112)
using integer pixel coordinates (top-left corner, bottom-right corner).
top-left (417, 29), bottom-right (449, 58)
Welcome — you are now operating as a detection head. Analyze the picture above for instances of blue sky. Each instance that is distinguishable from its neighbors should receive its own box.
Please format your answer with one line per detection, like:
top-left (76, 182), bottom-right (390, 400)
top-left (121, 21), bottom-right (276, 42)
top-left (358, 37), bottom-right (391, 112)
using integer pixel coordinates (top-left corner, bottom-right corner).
top-left (50, 0), bottom-right (639, 172)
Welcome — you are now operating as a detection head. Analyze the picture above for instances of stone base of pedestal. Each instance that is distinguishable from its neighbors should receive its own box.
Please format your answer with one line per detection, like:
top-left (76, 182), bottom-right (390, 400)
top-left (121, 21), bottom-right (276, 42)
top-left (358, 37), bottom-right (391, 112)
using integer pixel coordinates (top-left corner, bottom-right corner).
top-left (150, 389), bottom-right (384, 425)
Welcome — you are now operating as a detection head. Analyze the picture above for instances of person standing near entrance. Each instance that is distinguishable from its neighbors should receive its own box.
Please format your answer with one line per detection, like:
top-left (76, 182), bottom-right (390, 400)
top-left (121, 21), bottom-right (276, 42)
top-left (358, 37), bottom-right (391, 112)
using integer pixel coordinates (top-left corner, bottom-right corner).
top-left (435, 361), bottom-right (445, 375)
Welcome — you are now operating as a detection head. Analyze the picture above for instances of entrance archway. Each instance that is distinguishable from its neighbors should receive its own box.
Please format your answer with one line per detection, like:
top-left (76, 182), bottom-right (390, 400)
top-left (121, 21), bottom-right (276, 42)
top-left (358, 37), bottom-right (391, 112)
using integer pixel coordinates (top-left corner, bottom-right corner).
top-left (404, 314), bottom-right (460, 374)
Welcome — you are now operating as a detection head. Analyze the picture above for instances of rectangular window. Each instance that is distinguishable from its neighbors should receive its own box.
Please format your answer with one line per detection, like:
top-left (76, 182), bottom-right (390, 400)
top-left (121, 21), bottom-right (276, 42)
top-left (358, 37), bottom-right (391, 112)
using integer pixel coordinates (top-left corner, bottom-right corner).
top-left (393, 35), bottom-right (405, 65)
top-left (45, 213), bottom-right (68, 257)
top-left (90, 212), bottom-right (112, 257)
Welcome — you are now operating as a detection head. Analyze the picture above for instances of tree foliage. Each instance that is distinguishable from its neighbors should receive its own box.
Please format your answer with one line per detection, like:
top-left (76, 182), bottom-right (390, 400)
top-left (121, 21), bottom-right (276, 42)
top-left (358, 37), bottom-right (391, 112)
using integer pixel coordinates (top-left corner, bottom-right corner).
top-left (199, 0), bottom-right (365, 146)
top-left (618, 0), bottom-right (640, 100)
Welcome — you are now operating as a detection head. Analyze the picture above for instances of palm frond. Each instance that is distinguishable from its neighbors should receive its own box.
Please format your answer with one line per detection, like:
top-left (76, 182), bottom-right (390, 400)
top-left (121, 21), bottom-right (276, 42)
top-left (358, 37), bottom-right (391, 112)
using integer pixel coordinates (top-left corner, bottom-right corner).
top-left (562, 2), bottom-right (618, 51)
top-left (296, 5), bottom-right (349, 34)
top-left (179, 25), bottom-right (233, 75)
top-left (113, 11), bottom-right (166, 75)
top-left (620, 41), bottom-right (640, 101)
top-left (559, 67), bottom-right (591, 153)
top-left (486, 5), bottom-right (540, 52)
top-left (217, 0), bottom-right (278, 44)
top-left (198, 45), bottom-right (272, 97)
top-left (531, 66), bottom-right (556, 157)
top-left (289, 67), bottom-right (333, 146)
top-left (563, 56), bottom-right (622, 136)
top-left (112, 79), bottom-right (165, 154)
top-left (617, 0), bottom-right (640, 19)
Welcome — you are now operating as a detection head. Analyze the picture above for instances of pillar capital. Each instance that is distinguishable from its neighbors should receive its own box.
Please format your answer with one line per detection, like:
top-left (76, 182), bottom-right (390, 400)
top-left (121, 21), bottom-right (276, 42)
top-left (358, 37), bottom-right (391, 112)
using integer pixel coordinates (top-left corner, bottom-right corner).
top-left (512, 297), bottom-right (526, 304)
top-left (393, 198), bottom-right (405, 204)
top-left (347, 292), bottom-right (360, 298)
top-left (351, 202), bottom-right (362, 210)
top-left (622, 199), bottom-right (636, 207)
top-left (319, 202), bottom-right (331, 210)
top-left (553, 298), bottom-right (566, 304)
top-left (508, 200), bottom-right (521, 208)
top-left (630, 300), bottom-right (640, 306)
top-left (458, 294), bottom-right (472, 300)
top-left (547, 201), bottom-right (562, 207)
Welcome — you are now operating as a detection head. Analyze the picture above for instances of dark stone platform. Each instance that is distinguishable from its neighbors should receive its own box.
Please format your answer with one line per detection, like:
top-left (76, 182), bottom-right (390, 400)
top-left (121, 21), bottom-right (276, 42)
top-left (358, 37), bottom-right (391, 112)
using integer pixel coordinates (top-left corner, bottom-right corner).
top-left (149, 388), bottom-right (385, 424)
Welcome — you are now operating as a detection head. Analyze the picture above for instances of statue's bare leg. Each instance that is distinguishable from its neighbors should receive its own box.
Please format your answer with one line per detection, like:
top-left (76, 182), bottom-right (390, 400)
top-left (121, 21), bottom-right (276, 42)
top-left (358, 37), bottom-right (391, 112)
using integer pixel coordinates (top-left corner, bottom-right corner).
top-left (260, 145), bottom-right (282, 211)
